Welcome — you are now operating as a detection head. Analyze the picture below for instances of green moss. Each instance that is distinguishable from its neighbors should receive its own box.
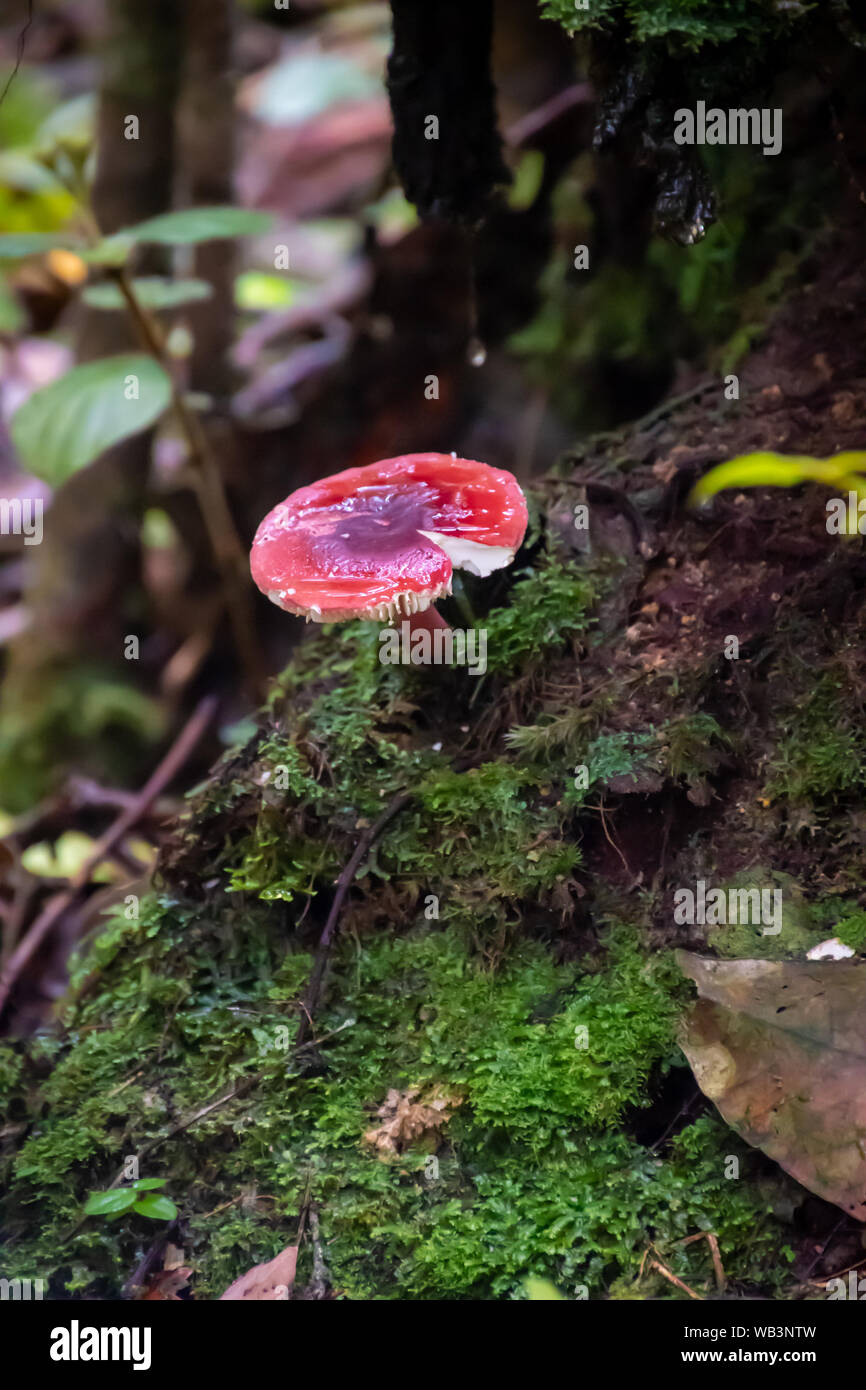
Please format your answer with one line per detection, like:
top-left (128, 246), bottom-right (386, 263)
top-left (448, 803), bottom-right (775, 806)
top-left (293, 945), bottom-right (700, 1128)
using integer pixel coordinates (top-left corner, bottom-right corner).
top-left (706, 870), bottom-right (822, 960)
top-left (808, 898), bottom-right (866, 954)
top-left (0, 1044), bottom-right (23, 1105)
top-left (0, 533), bottom-right (811, 1300)
top-left (203, 562), bottom-right (595, 929)
top-left (834, 910), bottom-right (866, 952)
top-left (481, 557), bottom-right (595, 677)
top-left (539, 0), bottom-right (807, 51)
top-left (765, 670), bottom-right (866, 804)
top-left (514, 711), bottom-right (729, 811)
top-left (1, 907), bottom-right (785, 1299)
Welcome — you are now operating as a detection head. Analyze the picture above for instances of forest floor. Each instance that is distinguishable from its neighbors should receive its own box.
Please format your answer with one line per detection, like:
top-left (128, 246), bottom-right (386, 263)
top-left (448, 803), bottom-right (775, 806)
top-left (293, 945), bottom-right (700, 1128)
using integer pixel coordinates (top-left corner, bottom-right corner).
top-left (3, 212), bottom-right (866, 1301)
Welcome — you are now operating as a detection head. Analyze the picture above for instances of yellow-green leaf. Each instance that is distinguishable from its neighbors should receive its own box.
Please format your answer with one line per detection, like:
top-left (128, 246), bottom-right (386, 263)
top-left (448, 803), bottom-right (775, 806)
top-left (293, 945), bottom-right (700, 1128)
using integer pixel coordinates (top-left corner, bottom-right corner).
top-left (689, 450), bottom-right (866, 507)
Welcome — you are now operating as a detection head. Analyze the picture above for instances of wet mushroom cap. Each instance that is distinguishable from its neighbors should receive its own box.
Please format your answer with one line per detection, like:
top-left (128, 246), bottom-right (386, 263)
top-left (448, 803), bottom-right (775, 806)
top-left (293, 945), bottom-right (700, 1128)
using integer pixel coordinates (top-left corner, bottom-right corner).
top-left (250, 453), bottom-right (529, 623)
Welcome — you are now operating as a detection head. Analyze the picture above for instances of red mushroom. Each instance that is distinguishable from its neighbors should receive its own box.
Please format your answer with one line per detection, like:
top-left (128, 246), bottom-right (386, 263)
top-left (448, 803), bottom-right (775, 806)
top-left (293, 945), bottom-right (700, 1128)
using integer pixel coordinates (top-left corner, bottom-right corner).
top-left (249, 453), bottom-right (528, 633)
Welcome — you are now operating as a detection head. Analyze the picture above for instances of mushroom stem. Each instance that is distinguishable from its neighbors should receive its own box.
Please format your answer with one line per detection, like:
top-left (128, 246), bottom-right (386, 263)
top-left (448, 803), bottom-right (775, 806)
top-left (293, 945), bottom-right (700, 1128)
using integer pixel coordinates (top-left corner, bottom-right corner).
top-left (407, 605), bottom-right (451, 635)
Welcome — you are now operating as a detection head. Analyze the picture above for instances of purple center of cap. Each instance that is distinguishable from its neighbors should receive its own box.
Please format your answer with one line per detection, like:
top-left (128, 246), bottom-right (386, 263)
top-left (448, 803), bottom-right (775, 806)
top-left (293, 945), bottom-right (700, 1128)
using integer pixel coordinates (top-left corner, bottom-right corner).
top-left (295, 484), bottom-right (442, 574)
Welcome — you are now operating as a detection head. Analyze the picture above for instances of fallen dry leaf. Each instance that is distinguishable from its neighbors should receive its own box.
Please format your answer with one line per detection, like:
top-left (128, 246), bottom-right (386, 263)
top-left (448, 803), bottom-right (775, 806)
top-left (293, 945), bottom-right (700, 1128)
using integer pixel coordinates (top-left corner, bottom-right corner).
top-left (141, 1266), bottom-right (193, 1301)
top-left (220, 1244), bottom-right (298, 1301)
top-left (678, 952), bottom-right (866, 1219)
top-left (364, 1086), bottom-right (462, 1156)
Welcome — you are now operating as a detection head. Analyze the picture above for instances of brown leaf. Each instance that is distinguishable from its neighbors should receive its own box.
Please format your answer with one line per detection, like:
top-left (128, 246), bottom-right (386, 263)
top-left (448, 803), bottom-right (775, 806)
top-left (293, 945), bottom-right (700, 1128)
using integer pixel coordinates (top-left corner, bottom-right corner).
top-left (220, 1245), bottom-right (298, 1301)
top-left (678, 952), bottom-right (866, 1219)
top-left (363, 1086), bottom-right (462, 1156)
top-left (238, 100), bottom-right (391, 218)
top-left (141, 1266), bottom-right (193, 1301)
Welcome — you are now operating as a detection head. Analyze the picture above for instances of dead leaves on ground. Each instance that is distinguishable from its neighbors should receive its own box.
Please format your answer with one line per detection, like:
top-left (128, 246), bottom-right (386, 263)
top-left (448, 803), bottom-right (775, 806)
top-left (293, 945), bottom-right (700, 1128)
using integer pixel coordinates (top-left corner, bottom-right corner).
top-left (678, 952), bottom-right (866, 1219)
top-left (135, 1244), bottom-right (192, 1301)
top-left (220, 1244), bottom-right (298, 1301)
top-left (364, 1086), bottom-right (463, 1157)
top-left (133, 1238), bottom-right (302, 1302)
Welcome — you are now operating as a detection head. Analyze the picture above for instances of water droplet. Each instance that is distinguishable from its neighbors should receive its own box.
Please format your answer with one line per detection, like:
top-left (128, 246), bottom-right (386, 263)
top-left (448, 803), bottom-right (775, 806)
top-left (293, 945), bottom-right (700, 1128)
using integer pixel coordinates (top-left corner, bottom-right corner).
top-left (467, 338), bottom-right (487, 368)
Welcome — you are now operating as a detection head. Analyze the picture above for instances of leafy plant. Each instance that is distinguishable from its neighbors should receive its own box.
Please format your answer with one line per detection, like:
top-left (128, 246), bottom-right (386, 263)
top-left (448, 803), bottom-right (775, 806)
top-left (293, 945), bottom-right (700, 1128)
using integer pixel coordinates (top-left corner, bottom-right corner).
top-left (83, 1178), bottom-right (178, 1223)
top-left (0, 99), bottom-right (273, 688)
top-left (0, 206), bottom-right (269, 485)
top-left (10, 354), bottom-right (171, 488)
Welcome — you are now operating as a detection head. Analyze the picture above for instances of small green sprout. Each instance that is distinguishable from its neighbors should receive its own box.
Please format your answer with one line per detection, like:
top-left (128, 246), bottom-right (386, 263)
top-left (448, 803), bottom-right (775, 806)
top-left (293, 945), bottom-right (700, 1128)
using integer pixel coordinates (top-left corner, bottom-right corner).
top-left (689, 450), bottom-right (866, 507)
top-left (83, 1178), bottom-right (178, 1222)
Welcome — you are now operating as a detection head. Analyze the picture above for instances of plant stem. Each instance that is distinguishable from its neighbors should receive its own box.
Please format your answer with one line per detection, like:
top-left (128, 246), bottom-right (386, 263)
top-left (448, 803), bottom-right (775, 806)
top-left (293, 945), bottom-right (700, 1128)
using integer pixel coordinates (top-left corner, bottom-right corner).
top-left (107, 264), bottom-right (265, 695)
top-left (407, 605), bottom-right (451, 634)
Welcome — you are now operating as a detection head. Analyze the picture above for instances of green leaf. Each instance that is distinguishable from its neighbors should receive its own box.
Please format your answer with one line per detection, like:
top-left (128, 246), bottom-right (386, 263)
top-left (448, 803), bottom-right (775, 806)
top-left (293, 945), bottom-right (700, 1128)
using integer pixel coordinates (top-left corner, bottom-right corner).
top-left (0, 152), bottom-right (62, 195)
top-left (129, 1177), bottom-right (166, 1191)
top-left (524, 1276), bottom-right (566, 1300)
top-left (37, 93), bottom-right (96, 151)
top-left (82, 277), bottom-right (213, 311)
top-left (133, 1194), bottom-right (178, 1221)
top-left (21, 831), bottom-right (107, 881)
top-left (234, 271), bottom-right (297, 311)
top-left (80, 237), bottom-right (134, 267)
top-left (84, 1188), bottom-right (137, 1217)
top-left (10, 354), bottom-right (172, 486)
top-left (0, 232), bottom-right (83, 259)
top-left (690, 450), bottom-right (866, 506)
top-left (117, 206), bottom-right (273, 246)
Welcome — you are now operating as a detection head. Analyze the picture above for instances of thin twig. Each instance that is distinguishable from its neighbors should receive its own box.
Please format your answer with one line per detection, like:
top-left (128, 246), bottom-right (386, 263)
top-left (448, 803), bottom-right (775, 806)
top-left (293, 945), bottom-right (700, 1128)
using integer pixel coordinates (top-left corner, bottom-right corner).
top-left (295, 791), bottom-right (413, 1046)
top-left (108, 266), bottom-right (265, 694)
top-left (649, 1258), bottom-right (704, 1301)
top-left (0, 0), bottom-right (34, 111)
top-left (809, 1257), bottom-right (866, 1288)
top-left (678, 1231), bottom-right (726, 1291)
top-left (122, 1220), bottom-right (179, 1299)
top-left (586, 797), bottom-right (635, 882)
top-left (505, 83), bottom-right (593, 147)
top-left (0, 695), bottom-right (217, 1020)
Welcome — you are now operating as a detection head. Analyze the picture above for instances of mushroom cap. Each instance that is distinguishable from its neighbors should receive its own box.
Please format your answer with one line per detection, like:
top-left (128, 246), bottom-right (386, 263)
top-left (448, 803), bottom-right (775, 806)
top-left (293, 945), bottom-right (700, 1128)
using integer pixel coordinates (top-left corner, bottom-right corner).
top-left (250, 453), bottom-right (528, 623)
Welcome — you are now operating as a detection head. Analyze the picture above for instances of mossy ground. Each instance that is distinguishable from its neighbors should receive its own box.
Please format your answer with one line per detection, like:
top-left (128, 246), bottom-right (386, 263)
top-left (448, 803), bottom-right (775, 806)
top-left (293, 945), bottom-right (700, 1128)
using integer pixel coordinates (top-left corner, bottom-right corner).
top-left (0, 888), bottom-right (792, 1301)
top-left (6, 224), bottom-right (866, 1299)
top-left (4, 426), bottom-right (866, 1296)
top-left (4, 0), bottom-right (866, 1303)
